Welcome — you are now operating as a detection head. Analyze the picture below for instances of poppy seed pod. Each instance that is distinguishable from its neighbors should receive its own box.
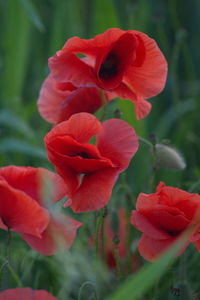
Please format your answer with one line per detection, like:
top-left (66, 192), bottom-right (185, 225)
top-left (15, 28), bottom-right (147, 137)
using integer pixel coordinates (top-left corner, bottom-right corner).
top-left (155, 143), bottom-right (186, 170)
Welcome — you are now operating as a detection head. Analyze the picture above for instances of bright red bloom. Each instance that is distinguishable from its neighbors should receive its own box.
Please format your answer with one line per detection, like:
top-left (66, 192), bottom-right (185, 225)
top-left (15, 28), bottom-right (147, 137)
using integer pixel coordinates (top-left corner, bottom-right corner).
top-left (0, 166), bottom-right (81, 255)
top-left (131, 182), bottom-right (200, 261)
top-left (38, 74), bottom-right (104, 124)
top-left (49, 28), bottom-right (167, 119)
top-left (0, 288), bottom-right (57, 300)
top-left (45, 113), bottom-right (138, 213)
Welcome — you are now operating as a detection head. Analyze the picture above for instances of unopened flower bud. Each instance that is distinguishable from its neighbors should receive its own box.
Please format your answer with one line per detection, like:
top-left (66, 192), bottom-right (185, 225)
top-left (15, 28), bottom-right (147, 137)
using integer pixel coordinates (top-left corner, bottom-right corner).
top-left (155, 143), bottom-right (186, 170)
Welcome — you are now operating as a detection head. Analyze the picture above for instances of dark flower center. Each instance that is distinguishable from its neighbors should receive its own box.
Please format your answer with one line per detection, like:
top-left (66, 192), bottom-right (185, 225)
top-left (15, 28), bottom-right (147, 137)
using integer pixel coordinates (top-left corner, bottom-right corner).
top-left (70, 152), bottom-right (93, 159)
top-left (99, 52), bottom-right (119, 79)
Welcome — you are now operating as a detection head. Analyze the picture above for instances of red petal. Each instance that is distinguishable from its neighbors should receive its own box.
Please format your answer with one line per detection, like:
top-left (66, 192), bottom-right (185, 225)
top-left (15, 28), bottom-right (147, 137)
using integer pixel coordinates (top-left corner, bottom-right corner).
top-left (46, 151), bottom-right (79, 196)
top-left (0, 179), bottom-right (49, 237)
top-left (49, 28), bottom-right (131, 87)
top-left (62, 28), bottom-right (125, 57)
top-left (95, 32), bottom-right (136, 90)
top-left (97, 118), bottom-right (138, 171)
top-left (138, 234), bottom-right (175, 261)
top-left (131, 211), bottom-right (170, 239)
top-left (0, 288), bottom-right (57, 300)
top-left (22, 214), bottom-right (81, 255)
top-left (37, 75), bottom-right (72, 123)
top-left (38, 75), bottom-right (103, 124)
top-left (68, 168), bottom-right (118, 213)
top-left (124, 31), bottom-right (167, 99)
top-left (47, 135), bottom-right (114, 173)
top-left (49, 53), bottom-right (97, 86)
top-left (57, 86), bottom-right (103, 123)
top-left (194, 239), bottom-right (200, 251)
top-left (0, 166), bottom-right (67, 207)
top-left (144, 208), bottom-right (190, 232)
top-left (45, 113), bottom-right (102, 144)
top-left (136, 192), bottom-right (160, 211)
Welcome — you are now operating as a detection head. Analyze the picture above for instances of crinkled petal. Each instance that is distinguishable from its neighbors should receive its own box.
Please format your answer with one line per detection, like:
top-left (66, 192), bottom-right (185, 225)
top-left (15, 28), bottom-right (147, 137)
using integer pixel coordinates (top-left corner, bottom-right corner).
top-left (49, 53), bottom-right (97, 86)
top-left (45, 113), bottom-right (102, 144)
top-left (124, 31), bottom-right (167, 99)
top-left (38, 75), bottom-right (103, 124)
top-left (97, 118), bottom-right (138, 171)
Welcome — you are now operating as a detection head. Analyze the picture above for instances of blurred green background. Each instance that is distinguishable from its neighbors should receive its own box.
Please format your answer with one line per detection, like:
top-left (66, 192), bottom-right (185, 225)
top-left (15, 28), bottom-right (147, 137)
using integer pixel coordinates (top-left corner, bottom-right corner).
top-left (0, 0), bottom-right (200, 299)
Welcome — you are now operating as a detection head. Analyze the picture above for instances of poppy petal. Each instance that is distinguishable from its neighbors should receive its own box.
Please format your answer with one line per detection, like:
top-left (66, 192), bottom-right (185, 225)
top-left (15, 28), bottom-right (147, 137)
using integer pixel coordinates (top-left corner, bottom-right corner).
top-left (0, 166), bottom-right (67, 207)
top-left (22, 214), bottom-right (81, 255)
top-left (45, 113), bottom-right (102, 144)
top-left (61, 28), bottom-right (125, 57)
top-left (138, 234), bottom-right (175, 261)
top-left (57, 86), bottom-right (103, 123)
top-left (0, 179), bottom-right (49, 237)
top-left (131, 211), bottom-right (170, 240)
top-left (68, 168), bottom-right (118, 213)
top-left (95, 32), bottom-right (136, 90)
top-left (37, 75), bottom-right (71, 123)
top-left (49, 53), bottom-right (97, 86)
top-left (38, 75), bottom-right (103, 124)
top-left (124, 31), bottom-right (167, 100)
top-left (0, 288), bottom-right (57, 300)
top-left (97, 118), bottom-right (138, 170)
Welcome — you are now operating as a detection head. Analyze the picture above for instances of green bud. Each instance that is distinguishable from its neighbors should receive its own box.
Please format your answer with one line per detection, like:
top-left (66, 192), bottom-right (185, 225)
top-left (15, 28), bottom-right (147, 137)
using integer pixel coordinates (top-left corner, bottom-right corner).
top-left (155, 143), bottom-right (186, 170)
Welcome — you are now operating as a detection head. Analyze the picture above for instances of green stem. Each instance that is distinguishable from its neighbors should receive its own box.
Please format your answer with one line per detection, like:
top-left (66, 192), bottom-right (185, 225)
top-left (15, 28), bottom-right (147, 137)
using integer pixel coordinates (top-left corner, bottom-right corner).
top-left (6, 227), bottom-right (12, 263)
top-left (0, 256), bottom-right (23, 287)
top-left (113, 236), bottom-right (122, 280)
top-left (94, 207), bottom-right (107, 258)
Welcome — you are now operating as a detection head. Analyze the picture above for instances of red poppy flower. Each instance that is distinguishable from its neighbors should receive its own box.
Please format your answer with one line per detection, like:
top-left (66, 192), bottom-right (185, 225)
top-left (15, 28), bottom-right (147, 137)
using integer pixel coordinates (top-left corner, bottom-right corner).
top-left (45, 112), bottom-right (138, 213)
top-left (38, 74), bottom-right (104, 124)
top-left (49, 28), bottom-right (167, 119)
top-left (131, 182), bottom-right (200, 261)
top-left (0, 166), bottom-right (81, 255)
top-left (0, 288), bottom-right (57, 300)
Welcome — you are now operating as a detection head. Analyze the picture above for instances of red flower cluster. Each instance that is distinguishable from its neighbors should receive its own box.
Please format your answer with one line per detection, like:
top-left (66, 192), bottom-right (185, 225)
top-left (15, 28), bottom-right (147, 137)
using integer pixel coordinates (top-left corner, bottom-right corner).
top-left (0, 166), bottom-right (81, 255)
top-left (38, 28), bottom-right (167, 122)
top-left (0, 288), bottom-right (57, 300)
top-left (131, 182), bottom-right (200, 261)
top-left (45, 113), bottom-right (138, 212)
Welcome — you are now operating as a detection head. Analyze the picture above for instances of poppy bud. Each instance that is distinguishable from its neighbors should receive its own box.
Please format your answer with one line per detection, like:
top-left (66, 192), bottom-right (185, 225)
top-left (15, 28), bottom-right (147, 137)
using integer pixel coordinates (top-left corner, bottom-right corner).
top-left (155, 143), bottom-right (186, 170)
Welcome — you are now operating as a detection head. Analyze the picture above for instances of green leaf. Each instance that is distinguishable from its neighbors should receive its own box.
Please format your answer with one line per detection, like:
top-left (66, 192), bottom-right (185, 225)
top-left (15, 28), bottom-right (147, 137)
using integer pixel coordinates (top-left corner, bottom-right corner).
top-left (0, 138), bottom-right (47, 160)
top-left (17, 0), bottom-right (45, 32)
top-left (106, 226), bottom-right (197, 300)
top-left (0, 110), bottom-right (35, 138)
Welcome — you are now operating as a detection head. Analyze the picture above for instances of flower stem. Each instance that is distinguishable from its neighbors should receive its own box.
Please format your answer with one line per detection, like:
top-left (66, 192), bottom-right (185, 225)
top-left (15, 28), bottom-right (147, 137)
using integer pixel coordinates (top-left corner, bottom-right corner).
top-left (6, 227), bottom-right (12, 263)
top-left (113, 235), bottom-right (122, 280)
top-left (0, 256), bottom-right (23, 287)
top-left (94, 207), bottom-right (107, 259)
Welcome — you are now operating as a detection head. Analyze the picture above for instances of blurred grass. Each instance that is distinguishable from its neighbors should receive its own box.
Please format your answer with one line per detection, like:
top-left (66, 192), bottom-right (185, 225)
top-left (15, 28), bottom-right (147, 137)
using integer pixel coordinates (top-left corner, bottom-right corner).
top-left (0, 0), bottom-right (200, 299)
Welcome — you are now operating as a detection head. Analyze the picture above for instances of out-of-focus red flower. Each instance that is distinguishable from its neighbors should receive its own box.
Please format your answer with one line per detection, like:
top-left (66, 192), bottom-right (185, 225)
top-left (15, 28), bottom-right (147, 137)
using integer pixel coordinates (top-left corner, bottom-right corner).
top-left (0, 288), bottom-right (57, 300)
top-left (49, 28), bottom-right (167, 119)
top-left (45, 112), bottom-right (138, 213)
top-left (38, 75), bottom-right (104, 124)
top-left (0, 166), bottom-right (81, 255)
top-left (102, 209), bottom-right (140, 272)
top-left (131, 182), bottom-right (200, 261)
